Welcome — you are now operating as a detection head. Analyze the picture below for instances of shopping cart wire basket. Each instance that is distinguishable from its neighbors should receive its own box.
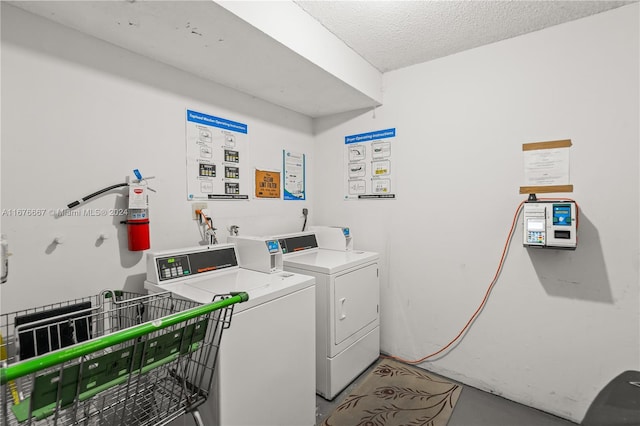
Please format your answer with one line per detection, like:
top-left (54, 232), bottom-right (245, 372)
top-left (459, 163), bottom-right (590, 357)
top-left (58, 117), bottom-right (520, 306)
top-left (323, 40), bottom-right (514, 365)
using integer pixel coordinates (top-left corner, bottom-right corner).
top-left (0, 290), bottom-right (248, 426)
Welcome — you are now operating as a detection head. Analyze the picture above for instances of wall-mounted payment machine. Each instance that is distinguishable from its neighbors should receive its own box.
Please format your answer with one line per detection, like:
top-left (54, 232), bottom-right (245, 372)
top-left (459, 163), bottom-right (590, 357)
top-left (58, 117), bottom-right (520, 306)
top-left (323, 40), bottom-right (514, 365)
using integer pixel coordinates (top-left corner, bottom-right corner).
top-left (523, 201), bottom-right (577, 249)
top-left (144, 244), bottom-right (316, 426)
top-left (309, 226), bottom-right (353, 251)
top-left (272, 231), bottom-right (380, 400)
top-left (227, 235), bottom-right (283, 273)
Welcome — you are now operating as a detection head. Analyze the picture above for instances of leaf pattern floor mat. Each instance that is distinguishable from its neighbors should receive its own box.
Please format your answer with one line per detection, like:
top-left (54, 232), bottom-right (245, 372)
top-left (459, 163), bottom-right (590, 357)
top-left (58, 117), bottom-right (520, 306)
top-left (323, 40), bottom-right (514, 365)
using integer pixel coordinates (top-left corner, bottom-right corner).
top-left (321, 359), bottom-right (462, 426)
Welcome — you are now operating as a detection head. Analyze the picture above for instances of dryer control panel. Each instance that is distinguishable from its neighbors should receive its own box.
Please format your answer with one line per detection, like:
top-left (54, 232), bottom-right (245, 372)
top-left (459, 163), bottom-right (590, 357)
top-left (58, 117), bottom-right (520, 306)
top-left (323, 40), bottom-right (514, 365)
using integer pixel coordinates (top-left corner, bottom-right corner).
top-left (309, 226), bottom-right (353, 251)
top-left (277, 233), bottom-right (318, 254)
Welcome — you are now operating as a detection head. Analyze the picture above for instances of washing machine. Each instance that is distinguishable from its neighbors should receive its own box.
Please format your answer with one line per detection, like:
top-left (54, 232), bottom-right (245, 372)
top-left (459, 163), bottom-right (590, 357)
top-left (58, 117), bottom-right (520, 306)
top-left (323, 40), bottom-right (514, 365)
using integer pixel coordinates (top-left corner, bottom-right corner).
top-left (144, 243), bottom-right (316, 426)
top-left (272, 229), bottom-right (380, 400)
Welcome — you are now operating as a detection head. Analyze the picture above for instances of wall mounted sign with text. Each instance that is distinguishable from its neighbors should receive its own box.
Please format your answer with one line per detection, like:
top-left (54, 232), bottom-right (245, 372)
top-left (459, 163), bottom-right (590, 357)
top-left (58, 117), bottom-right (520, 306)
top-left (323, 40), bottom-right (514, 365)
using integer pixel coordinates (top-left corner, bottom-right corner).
top-left (520, 139), bottom-right (573, 194)
top-left (186, 109), bottom-right (249, 200)
top-left (344, 128), bottom-right (396, 200)
top-left (255, 169), bottom-right (281, 199)
top-left (283, 150), bottom-right (306, 200)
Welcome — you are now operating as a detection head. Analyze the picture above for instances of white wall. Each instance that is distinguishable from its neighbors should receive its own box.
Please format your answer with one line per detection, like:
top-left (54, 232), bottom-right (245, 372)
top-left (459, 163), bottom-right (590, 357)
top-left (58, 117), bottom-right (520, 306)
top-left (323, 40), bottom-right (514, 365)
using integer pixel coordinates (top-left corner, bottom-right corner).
top-left (313, 4), bottom-right (639, 423)
top-left (0, 4), bottom-right (313, 312)
top-left (2, 3), bottom-right (638, 423)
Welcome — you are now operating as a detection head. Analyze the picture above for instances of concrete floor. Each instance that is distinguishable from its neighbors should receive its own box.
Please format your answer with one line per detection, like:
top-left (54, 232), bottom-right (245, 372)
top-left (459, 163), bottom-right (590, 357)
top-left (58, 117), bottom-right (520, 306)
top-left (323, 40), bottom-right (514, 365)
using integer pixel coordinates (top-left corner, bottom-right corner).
top-left (315, 360), bottom-right (578, 426)
top-left (446, 385), bottom-right (578, 426)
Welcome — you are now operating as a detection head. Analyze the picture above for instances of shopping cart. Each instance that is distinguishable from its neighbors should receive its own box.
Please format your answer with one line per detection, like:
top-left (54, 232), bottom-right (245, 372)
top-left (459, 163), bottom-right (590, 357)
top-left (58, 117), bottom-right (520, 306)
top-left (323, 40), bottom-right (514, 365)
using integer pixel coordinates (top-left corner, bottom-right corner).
top-left (0, 289), bottom-right (248, 426)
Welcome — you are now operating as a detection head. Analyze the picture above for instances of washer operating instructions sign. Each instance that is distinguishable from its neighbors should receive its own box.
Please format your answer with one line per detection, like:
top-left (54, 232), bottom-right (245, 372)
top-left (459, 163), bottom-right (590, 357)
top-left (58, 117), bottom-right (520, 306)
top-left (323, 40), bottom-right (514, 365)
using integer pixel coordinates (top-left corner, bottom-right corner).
top-left (344, 128), bottom-right (396, 200)
top-left (186, 109), bottom-right (249, 200)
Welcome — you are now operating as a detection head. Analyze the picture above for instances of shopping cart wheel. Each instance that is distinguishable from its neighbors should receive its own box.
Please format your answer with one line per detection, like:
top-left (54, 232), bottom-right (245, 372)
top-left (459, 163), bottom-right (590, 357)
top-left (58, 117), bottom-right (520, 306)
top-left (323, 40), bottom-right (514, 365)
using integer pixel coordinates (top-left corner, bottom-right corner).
top-left (191, 409), bottom-right (204, 426)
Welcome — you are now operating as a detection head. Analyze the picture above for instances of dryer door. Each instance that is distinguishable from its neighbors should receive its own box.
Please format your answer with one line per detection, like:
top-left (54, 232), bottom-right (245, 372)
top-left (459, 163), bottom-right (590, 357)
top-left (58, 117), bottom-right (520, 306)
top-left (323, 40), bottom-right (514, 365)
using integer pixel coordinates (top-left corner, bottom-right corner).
top-left (333, 263), bottom-right (379, 347)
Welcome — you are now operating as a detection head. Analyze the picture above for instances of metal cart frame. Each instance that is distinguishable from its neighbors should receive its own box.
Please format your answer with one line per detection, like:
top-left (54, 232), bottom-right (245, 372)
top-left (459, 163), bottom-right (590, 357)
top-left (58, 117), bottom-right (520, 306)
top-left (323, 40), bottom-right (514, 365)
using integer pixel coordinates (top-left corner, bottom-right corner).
top-left (0, 290), bottom-right (248, 426)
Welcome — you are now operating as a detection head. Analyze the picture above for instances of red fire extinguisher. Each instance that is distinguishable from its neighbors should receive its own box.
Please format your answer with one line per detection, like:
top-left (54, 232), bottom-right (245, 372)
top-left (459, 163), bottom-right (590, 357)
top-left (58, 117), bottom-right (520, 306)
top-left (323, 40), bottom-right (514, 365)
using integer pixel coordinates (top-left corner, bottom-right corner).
top-left (65, 171), bottom-right (152, 251)
top-left (126, 182), bottom-right (150, 251)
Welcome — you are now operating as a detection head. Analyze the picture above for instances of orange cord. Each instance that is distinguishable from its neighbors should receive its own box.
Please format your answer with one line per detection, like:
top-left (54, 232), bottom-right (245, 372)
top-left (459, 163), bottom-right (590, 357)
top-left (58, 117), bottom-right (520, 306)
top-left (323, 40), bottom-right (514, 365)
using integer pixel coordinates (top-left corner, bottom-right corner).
top-left (198, 211), bottom-right (218, 244)
top-left (199, 211), bottom-right (214, 230)
top-left (383, 197), bottom-right (578, 365)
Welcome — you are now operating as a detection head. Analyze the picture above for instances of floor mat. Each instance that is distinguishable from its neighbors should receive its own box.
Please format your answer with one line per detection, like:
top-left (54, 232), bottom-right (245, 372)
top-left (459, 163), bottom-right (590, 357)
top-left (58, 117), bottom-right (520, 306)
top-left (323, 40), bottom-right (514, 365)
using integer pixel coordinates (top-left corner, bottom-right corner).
top-left (321, 358), bottom-right (462, 426)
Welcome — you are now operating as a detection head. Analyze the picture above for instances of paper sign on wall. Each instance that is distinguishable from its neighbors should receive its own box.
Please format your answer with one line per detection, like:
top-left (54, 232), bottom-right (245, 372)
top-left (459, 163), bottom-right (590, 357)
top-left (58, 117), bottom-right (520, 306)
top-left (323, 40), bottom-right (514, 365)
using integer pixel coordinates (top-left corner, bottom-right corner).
top-left (186, 109), bottom-right (249, 200)
top-left (344, 128), bottom-right (396, 200)
top-left (255, 169), bottom-right (281, 198)
top-left (520, 139), bottom-right (573, 194)
top-left (283, 150), bottom-right (306, 200)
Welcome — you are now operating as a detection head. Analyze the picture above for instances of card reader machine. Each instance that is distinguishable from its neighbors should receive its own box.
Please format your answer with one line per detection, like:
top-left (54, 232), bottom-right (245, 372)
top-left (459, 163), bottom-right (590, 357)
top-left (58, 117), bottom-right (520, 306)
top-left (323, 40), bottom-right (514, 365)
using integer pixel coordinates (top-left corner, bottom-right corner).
top-left (523, 201), bottom-right (577, 249)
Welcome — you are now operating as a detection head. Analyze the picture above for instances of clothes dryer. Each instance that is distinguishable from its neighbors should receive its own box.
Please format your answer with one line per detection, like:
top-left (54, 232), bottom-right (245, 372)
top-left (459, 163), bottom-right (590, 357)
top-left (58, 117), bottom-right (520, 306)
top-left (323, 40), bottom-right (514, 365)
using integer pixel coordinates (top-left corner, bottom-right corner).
top-left (273, 231), bottom-right (380, 400)
top-left (144, 243), bottom-right (316, 425)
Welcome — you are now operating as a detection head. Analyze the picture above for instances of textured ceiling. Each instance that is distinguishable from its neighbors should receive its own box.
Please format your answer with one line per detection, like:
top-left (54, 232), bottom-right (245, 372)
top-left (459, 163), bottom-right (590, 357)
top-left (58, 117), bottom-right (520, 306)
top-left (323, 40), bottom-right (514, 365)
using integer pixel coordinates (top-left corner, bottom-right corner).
top-left (294, 1), bottom-right (636, 72)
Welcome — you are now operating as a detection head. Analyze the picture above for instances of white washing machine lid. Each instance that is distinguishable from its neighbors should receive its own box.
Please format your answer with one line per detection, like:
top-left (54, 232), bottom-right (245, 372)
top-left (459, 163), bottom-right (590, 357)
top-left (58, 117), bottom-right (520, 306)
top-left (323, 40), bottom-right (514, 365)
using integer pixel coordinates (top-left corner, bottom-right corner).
top-left (144, 269), bottom-right (314, 311)
top-left (283, 248), bottom-right (378, 275)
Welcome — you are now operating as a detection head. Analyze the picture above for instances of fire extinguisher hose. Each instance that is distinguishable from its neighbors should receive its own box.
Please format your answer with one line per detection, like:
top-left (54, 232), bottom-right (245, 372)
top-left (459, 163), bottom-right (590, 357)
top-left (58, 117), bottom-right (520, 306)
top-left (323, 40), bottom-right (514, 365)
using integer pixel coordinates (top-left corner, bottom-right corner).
top-left (66, 183), bottom-right (129, 209)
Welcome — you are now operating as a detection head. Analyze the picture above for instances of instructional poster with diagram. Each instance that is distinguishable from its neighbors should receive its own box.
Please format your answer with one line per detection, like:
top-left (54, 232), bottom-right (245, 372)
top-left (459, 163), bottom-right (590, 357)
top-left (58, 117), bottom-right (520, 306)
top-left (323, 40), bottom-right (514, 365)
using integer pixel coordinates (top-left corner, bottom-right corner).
top-left (344, 128), bottom-right (396, 200)
top-left (283, 150), bottom-right (306, 200)
top-left (186, 109), bottom-right (249, 200)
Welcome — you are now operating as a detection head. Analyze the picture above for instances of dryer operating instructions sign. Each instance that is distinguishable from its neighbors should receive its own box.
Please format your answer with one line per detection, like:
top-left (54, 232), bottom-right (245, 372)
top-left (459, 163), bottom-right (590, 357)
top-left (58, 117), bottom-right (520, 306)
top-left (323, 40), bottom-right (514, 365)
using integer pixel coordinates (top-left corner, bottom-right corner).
top-left (186, 109), bottom-right (249, 200)
top-left (344, 128), bottom-right (396, 200)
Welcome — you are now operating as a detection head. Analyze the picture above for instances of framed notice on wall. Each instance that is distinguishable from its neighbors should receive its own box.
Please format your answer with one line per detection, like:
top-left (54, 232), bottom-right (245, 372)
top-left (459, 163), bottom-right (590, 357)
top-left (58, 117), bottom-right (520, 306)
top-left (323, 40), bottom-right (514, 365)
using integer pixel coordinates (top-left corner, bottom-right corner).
top-left (344, 128), bottom-right (396, 200)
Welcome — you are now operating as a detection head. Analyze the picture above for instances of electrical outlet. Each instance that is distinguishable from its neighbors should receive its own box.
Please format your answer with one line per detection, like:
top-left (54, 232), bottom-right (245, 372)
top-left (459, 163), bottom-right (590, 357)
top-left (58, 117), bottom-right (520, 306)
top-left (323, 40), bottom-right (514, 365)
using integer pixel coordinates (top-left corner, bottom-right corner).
top-left (192, 202), bottom-right (208, 220)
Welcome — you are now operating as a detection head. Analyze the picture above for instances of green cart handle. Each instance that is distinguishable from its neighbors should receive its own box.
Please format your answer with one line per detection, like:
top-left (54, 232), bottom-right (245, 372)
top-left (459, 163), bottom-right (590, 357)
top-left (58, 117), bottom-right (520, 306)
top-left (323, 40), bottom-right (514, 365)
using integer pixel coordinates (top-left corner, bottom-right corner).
top-left (1, 291), bottom-right (249, 385)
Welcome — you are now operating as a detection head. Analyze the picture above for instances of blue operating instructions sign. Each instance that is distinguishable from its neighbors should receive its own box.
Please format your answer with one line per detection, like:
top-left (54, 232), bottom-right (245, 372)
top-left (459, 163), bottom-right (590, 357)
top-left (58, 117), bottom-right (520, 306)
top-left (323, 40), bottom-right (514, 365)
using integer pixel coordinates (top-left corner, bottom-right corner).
top-left (186, 109), bottom-right (249, 200)
top-left (344, 128), bottom-right (396, 200)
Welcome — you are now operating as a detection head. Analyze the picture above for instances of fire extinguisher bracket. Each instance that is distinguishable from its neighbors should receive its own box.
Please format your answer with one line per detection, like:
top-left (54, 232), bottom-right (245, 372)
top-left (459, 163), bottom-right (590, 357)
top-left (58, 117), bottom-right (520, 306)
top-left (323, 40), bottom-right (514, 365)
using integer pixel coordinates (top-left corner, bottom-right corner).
top-left (64, 175), bottom-right (153, 252)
